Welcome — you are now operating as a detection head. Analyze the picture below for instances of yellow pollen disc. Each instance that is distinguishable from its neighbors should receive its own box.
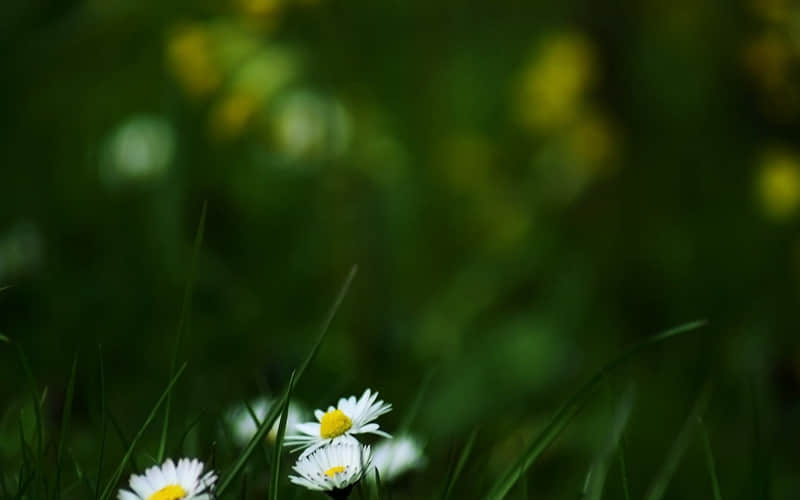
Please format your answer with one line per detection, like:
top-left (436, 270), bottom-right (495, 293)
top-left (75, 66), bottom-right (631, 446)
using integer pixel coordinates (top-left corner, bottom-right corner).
top-left (325, 465), bottom-right (346, 478)
top-left (147, 484), bottom-right (186, 500)
top-left (319, 409), bottom-right (352, 438)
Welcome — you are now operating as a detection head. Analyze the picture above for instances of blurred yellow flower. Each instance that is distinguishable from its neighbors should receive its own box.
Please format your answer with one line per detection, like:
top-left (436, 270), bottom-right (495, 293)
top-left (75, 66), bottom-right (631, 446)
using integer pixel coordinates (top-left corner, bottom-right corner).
top-left (757, 149), bottom-right (800, 220)
top-left (209, 92), bottom-right (261, 141)
top-left (567, 112), bottom-right (618, 172)
top-left (166, 25), bottom-right (221, 98)
top-left (743, 31), bottom-right (792, 92)
top-left (238, 0), bottom-right (282, 17)
top-left (516, 33), bottom-right (595, 132)
top-left (751, 0), bottom-right (791, 23)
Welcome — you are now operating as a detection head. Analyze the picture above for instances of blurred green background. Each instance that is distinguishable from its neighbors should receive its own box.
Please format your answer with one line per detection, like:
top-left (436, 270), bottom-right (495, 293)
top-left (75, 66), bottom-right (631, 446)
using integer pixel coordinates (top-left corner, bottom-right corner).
top-left (2, 0), bottom-right (800, 498)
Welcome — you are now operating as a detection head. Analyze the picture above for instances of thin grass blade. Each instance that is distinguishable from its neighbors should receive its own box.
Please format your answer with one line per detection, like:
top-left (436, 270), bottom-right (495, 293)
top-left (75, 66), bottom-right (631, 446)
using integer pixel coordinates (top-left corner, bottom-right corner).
top-left (698, 417), bottom-right (723, 500)
top-left (270, 371), bottom-right (295, 500)
top-left (158, 201), bottom-right (207, 463)
top-left (442, 428), bottom-right (478, 500)
top-left (643, 382), bottom-right (711, 500)
top-left (95, 345), bottom-right (107, 500)
top-left (618, 435), bottom-right (630, 500)
top-left (54, 354), bottom-right (79, 500)
top-left (98, 362), bottom-right (187, 500)
top-left (217, 266), bottom-right (357, 495)
top-left (585, 386), bottom-right (635, 500)
top-left (484, 320), bottom-right (707, 500)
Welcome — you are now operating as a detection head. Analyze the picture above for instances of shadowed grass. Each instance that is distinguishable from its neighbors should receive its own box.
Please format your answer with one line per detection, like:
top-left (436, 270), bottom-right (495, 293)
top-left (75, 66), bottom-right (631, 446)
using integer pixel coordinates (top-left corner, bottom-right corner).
top-left (269, 371), bottom-right (295, 500)
top-left (158, 201), bottom-right (207, 463)
top-left (216, 265), bottom-right (358, 496)
top-left (643, 382), bottom-right (710, 500)
top-left (484, 320), bottom-right (707, 500)
top-left (98, 362), bottom-right (187, 500)
top-left (442, 428), bottom-right (478, 500)
top-left (584, 386), bottom-right (635, 500)
top-left (698, 417), bottom-right (723, 500)
top-left (54, 354), bottom-right (78, 500)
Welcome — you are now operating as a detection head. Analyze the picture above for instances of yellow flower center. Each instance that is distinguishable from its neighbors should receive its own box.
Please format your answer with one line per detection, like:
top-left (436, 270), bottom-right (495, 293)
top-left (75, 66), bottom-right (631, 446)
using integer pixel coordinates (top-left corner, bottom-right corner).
top-left (147, 484), bottom-right (186, 500)
top-left (324, 465), bottom-right (346, 478)
top-left (319, 409), bottom-right (352, 438)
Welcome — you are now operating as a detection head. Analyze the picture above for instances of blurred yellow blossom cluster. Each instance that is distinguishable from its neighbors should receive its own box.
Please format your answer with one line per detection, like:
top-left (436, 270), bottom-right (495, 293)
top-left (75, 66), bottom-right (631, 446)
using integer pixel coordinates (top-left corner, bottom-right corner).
top-left (757, 148), bottom-right (800, 220)
top-left (163, 3), bottom-right (352, 162)
top-left (514, 32), bottom-right (620, 203)
top-left (743, 0), bottom-right (800, 120)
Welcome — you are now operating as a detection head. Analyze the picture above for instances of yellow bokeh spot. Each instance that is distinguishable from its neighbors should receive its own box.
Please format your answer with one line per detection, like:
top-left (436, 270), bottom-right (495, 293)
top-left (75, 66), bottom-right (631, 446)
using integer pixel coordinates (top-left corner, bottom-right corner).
top-left (517, 33), bottom-right (594, 131)
top-left (166, 24), bottom-right (221, 98)
top-left (319, 409), bottom-right (352, 439)
top-left (743, 32), bottom-right (791, 92)
top-left (751, 0), bottom-right (790, 23)
top-left (147, 484), bottom-right (186, 500)
top-left (324, 465), bottom-right (346, 477)
top-left (209, 92), bottom-right (260, 141)
top-left (758, 150), bottom-right (800, 220)
top-left (239, 0), bottom-right (282, 17)
top-left (568, 112), bottom-right (617, 172)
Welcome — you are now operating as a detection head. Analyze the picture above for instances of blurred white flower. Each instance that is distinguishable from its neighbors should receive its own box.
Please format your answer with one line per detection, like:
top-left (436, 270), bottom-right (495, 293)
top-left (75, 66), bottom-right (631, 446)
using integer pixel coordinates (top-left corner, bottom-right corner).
top-left (102, 115), bottom-right (175, 186)
top-left (289, 440), bottom-right (372, 493)
top-left (370, 435), bottom-right (425, 482)
top-left (117, 458), bottom-right (216, 500)
top-left (225, 397), bottom-right (305, 446)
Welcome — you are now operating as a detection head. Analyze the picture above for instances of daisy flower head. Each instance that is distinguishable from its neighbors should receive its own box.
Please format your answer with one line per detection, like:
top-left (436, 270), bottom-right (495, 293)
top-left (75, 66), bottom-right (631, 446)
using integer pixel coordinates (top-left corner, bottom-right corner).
top-left (224, 397), bottom-right (305, 446)
top-left (117, 458), bottom-right (217, 500)
top-left (289, 440), bottom-right (372, 497)
top-left (370, 435), bottom-right (426, 482)
top-left (285, 388), bottom-right (392, 457)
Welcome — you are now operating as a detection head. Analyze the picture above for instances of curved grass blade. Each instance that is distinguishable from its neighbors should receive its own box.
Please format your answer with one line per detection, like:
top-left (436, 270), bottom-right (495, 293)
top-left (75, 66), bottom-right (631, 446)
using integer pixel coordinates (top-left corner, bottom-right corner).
top-left (98, 362), bottom-right (187, 500)
top-left (484, 320), bottom-right (707, 500)
top-left (95, 345), bottom-right (107, 500)
top-left (698, 417), bottom-right (723, 500)
top-left (643, 382), bottom-right (711, 500)
top-left (158, 201), bottom-right (207, 463)
top-left (217, 265), bottom-right (358, 495)
top-left (54, 354), bottom-right (79, 500)
top-left (618, 435), bottom-right (630, 500)
top-left (269, 371), bottom-right (295, 500)
top-left (442, 428), bottom-right (478, 500)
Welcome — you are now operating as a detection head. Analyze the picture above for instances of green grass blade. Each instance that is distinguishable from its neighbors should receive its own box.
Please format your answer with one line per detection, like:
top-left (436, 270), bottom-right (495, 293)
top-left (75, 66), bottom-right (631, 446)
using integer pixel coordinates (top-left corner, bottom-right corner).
top-left (98, 362), bottom-right (187, 500)
top-left (698, 417), bottom-right (723, 500)
top-left (158, 201), bottom-right (207, 463)
top-left (484, 320), bottom-right (707, 500)
top-left (749, 381), bottom-right (769, 500)
top-left (617, 435), bottom-right (630, 500)
top-left (442, 428), bottom-right (478, 500)
top-left (54, 354), bottom-right (79, 500)
top-left (294, 264), bottom-right (358, 382)
top-left (14, 342), bottom-right (46, 498)
top-left (0, 333), bottom-right (9, 343)
top-left (243, 399), bottom-right (272, 466)
top-left (217, 265), bottom-right (358, 496)
top-left (585, 387), bottom-right (635, 500)
top-left (398, 369), bottom-right (435, 434)
top-left (643, 382), bottom-right (711, 500)
top-left (95, 345), bottom-right (107, 500)
top-left (270, 371), bottom-right (295, 500)
top-left (374, 468), bottom-right (384, 500)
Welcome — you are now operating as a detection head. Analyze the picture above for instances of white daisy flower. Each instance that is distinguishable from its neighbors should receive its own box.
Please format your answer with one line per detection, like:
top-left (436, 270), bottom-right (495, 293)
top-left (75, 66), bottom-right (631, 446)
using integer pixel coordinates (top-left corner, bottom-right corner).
top-left (289, 440), bottom-right (372, 495)
top-left (370, 435), bottom-right (425, 482)
top-left (285, 388), bottom-right (392, 458)
top-left (117, 458), bottom-right (217, 500)
top-left (224, 397), bottom-right (305, 446)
